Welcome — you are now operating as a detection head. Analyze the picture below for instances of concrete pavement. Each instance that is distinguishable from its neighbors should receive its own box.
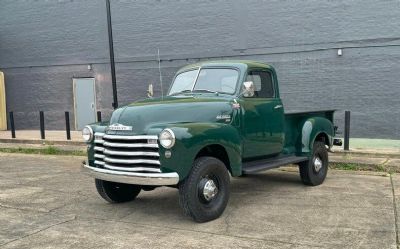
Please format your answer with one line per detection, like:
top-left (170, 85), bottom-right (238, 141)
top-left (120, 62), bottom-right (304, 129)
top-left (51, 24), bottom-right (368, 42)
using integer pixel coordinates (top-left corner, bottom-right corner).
top-left (0, 153), bottom-right (399, 248)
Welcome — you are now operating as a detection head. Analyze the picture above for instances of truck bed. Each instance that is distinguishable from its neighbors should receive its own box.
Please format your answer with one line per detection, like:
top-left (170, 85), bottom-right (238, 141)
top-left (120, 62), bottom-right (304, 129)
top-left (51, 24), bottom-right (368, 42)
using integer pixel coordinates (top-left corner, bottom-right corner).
top-left (283, 109), bottom-right (335, 155)
top-left (284, 109), bottom-right (335, 119)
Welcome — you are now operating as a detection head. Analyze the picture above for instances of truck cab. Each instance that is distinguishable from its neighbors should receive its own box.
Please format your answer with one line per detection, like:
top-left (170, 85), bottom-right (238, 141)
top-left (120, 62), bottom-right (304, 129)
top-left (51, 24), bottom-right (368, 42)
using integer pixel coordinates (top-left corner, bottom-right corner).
top-left (82, 60), bottom-right (339, 222)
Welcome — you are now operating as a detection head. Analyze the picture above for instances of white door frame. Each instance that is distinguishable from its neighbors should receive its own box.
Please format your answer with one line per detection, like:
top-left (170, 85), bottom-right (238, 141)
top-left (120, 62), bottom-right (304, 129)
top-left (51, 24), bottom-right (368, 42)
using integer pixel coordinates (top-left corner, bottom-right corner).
top-left (72, 78), bottom-right (97, 130)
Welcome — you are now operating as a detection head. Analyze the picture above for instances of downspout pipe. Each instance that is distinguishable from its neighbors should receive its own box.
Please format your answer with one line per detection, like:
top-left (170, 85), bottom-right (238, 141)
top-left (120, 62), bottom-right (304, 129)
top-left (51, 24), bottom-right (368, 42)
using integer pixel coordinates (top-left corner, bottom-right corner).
top-left (106, 0), bottom-right (118, 109)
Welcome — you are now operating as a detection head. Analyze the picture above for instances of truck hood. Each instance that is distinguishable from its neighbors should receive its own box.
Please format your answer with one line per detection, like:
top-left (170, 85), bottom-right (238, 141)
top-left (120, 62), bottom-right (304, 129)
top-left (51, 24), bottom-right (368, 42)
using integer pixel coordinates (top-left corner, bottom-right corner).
top-left (108, 95), bottom-right (235, 134)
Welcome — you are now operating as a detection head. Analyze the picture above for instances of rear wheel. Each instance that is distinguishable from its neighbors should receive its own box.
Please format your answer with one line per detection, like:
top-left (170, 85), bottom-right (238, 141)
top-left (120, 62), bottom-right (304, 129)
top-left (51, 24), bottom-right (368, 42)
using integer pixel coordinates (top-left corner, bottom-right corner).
top-left (299, 141), bottom-right (328, 186)
top-left (95, 179), bottom-right (141, 203)
top-left (179, 157), bottom-right (230, 223)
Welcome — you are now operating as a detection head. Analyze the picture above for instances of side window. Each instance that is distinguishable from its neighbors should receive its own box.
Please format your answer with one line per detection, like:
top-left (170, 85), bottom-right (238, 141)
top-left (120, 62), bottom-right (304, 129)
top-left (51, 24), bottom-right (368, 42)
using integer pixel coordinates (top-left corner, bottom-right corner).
top-left (245, 70), bottom-right (274, 98)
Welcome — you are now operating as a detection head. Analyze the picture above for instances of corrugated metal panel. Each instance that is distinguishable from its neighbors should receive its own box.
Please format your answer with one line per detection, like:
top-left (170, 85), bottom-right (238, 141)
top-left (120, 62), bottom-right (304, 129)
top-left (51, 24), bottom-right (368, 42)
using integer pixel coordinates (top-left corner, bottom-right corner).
top-left (0, 72), bottom-right (6, 130)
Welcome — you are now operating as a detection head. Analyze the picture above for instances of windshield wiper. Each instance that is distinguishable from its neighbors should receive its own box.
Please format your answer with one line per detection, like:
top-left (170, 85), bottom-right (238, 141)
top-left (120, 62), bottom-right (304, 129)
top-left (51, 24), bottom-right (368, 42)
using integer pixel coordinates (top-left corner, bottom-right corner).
top-left (192, 89), bottom-right (218, 94)
top-left (169, 89), bottom-right (193, 96)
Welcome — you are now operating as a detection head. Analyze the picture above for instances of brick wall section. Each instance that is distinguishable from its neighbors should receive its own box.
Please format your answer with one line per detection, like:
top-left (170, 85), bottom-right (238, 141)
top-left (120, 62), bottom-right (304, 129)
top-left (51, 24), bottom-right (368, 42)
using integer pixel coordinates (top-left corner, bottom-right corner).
top-left (0, 0), bottom-right (399, 138)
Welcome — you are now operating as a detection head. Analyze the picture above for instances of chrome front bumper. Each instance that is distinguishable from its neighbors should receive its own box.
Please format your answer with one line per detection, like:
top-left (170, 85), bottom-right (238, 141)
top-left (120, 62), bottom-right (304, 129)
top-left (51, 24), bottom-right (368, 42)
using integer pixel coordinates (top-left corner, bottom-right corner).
top-left (82, 163), bottom-right (179, 186)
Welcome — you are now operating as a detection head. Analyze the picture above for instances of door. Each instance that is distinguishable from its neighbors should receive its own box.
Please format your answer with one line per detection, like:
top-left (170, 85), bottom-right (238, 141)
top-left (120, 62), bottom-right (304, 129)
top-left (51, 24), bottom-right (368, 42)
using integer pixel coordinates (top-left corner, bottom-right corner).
top-left (0, 72), bottom-right (6, 130)
top-left (241, 69), bottom-right (284, 159)
top-left (73, 78), bottom-right (96, 130)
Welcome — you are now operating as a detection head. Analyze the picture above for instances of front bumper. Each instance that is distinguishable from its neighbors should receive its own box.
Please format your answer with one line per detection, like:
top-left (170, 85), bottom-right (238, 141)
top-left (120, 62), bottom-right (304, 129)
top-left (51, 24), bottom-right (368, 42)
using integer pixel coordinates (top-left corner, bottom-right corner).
top-left (82, 163), bottom-right (179, 186)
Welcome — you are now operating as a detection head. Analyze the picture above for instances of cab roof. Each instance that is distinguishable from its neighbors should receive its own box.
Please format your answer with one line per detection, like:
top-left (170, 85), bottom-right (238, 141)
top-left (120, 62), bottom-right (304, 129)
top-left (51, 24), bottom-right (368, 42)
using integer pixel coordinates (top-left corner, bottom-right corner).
top-left (176, 60), bottom-right (275, 74)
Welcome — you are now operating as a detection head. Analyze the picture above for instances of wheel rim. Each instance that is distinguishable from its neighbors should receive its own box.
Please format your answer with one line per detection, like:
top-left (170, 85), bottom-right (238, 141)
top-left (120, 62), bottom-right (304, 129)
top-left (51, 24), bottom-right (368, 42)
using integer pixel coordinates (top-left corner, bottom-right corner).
top-left (313, 156), bottom-right (323, 173)
top-left (198, 177), bottom-right (219, 202)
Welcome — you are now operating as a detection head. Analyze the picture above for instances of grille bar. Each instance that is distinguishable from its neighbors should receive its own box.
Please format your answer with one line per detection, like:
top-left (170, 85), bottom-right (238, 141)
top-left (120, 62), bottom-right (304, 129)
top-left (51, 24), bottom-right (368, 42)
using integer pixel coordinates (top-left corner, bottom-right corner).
top-left (104, 149), bottom-right (159, 157)
top-left (103, 134), bottom-right (158, 140)
top-left (103, 164), bottom-right (162, 173)
top-left (94, 160), bottom-right (105, 165)
top-left (94, 154), bottom-right (105, 159)
top-left (93, 132), bottom-right (161, 173)
top-left (94, 146), bottom-right (104, 152)
top-left (103, 142), bottom-right (158, 148)
top-left (104, 157), bottom-right (160, 165)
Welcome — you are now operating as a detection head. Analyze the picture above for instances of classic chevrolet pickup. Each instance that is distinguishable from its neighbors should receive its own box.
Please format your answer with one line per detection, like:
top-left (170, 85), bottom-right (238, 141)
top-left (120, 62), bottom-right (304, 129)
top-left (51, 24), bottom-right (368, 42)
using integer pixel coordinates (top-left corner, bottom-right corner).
top-left (82, 60), bottom-right (341, 222)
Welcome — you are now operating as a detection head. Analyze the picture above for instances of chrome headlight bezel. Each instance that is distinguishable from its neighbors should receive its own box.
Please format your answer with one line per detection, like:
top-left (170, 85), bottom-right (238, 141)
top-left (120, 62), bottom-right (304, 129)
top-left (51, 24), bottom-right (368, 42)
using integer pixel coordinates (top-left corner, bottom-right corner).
top-left (159, 128), bottom-right (175, 149)
top-left (82, 125), bottom-right (94, 142)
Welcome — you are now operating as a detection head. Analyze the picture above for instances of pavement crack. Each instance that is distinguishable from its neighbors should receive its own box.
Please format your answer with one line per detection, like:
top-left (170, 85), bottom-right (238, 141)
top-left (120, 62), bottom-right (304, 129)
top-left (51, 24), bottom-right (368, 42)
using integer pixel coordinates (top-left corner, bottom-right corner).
top-left (78, 216), bottom-right (325, 248)
top-left (390, 174), bottom-right (400, 249)
top-left (0, 215), bottom-right (76, 248)
top-left (0, 203), bottom-right (49, 214)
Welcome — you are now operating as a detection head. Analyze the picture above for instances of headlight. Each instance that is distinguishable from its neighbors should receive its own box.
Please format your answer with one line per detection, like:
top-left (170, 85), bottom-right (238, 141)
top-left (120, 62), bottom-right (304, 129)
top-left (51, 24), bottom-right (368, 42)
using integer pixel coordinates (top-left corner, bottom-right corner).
top-left (159, 129), bottom-right (175, 149)
top-left (82, 126), bottom-right (93, 142)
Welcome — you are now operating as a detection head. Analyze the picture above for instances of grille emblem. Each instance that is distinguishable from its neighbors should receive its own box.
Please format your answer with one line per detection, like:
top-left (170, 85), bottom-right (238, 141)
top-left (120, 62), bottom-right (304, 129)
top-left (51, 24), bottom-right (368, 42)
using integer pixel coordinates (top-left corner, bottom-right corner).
top-left (108, 123), bottom-right (132, 131)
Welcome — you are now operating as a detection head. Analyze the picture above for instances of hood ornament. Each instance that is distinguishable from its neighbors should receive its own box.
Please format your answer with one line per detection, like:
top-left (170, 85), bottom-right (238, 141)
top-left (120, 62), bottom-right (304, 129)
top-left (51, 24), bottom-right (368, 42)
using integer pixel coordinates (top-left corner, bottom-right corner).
top-left (108, 123), bottom-right (132, 131)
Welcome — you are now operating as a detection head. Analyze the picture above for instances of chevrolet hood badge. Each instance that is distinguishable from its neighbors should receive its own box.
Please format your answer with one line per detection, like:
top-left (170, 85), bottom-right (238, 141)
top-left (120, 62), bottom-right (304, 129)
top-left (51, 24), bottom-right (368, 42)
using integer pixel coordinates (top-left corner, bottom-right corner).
top-left (108, 123), bottom-right (133, 131)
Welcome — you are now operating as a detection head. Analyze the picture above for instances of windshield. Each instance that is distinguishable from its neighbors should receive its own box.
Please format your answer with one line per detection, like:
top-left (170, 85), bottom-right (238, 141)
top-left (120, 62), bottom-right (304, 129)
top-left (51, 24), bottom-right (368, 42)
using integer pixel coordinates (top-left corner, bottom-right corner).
top-left (168, 68), bottom-right (239, 95)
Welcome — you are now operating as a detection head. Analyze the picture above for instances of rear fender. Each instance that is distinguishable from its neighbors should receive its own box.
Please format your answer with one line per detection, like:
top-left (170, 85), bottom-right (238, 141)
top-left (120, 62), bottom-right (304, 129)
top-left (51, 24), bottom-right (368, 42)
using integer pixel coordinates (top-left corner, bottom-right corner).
top-left (301, 117), bottom-right (334, 155)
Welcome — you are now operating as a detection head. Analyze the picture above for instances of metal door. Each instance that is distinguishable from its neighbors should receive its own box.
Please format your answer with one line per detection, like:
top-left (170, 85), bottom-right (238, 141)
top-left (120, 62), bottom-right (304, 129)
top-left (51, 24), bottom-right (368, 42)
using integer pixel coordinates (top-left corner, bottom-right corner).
top-left (241, 69), bottom-right (284, 159)
top-left (73, 78), bottom-right (96, 130)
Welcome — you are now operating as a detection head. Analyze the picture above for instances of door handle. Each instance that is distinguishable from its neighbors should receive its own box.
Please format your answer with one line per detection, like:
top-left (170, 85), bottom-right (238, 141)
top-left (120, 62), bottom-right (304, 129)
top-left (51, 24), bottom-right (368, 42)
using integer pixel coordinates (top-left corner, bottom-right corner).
top-left (91, 103), bottom-right (94, 109)
top-left (274, 105), bottom-right (283, 109)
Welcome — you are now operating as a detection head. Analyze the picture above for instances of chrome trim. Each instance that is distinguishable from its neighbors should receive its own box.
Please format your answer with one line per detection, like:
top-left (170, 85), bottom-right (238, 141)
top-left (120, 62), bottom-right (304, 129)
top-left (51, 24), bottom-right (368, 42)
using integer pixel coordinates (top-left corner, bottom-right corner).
top-left (82, 163), bottom-right (179, 186)
top-left (94, 154), bottom-right (105, 159)
top-left (94, 139), bottom-right (104, 144)
top-left (95, 132), bottom-right (105, 137)
top-left (94, 146), bottom-right (104, 152)
top-left (103, 164), bottom-right (162, 173)
top-left (103, 142), bottom-right (158, 148)
top-left (94, 160), bottom-right (105, 165)
top-left (103, 134), bottom-right (158, 140)
top-left (103, 149), bottom-right (159, 157)
top-left (104, 157), bottom-right (160, 165)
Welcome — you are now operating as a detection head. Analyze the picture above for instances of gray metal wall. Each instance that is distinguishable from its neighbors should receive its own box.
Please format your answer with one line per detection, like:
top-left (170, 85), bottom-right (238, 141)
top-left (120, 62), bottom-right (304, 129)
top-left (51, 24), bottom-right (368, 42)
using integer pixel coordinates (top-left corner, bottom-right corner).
top-left (0, 0), bottom-right (399, 139)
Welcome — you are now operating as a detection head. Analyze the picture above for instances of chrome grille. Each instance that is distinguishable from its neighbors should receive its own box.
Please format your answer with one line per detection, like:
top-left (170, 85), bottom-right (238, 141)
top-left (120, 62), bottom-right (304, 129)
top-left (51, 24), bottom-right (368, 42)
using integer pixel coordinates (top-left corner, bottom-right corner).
top-left (93, 133), bottom-right (161, 173)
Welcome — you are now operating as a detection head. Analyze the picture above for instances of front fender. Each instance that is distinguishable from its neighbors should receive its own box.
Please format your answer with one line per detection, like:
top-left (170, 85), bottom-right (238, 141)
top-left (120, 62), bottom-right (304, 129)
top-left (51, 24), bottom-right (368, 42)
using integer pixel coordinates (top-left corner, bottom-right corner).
top-left (86, 122), bottom-right (109, 165)
top-left (301, 117), bottom-right (334, 155)
top-left (157, 123), bottom-right (242, 180)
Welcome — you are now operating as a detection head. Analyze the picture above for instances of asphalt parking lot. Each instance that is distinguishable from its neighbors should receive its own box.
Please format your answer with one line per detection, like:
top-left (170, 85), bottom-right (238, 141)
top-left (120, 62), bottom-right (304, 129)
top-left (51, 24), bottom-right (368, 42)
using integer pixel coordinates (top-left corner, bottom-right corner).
top-left (0, 153), bottom-right (399, 249)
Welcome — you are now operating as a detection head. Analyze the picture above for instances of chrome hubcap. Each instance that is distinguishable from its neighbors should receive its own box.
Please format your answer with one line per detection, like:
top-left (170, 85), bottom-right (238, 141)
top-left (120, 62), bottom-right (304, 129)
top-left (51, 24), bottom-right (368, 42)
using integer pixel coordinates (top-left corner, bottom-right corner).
top-left (203, 179), bottom-right (218, 201)
top-left (314, 157), bottom-right (323, 173)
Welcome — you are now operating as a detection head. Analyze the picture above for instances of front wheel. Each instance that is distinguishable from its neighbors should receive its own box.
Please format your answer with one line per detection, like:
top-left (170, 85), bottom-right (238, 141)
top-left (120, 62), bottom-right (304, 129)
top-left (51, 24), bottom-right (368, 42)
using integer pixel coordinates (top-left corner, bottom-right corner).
top-left (95, 179), bottom-right (141, 203)
top-left (298, 141), bottom-right (328, 186)
top-left (179, 157), bottom-right (230, 223)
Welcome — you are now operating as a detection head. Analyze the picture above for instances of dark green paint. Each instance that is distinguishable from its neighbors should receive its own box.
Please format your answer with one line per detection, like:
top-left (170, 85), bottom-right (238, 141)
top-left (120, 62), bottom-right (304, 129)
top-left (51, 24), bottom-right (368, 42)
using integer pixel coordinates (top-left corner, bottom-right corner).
top-left (86, 60), bottom-right (335, 182)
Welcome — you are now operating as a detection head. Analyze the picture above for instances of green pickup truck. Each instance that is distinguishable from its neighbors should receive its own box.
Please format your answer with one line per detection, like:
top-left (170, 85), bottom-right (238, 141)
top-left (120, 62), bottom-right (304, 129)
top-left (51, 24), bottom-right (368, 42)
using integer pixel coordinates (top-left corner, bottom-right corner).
top-left (82, 60), bottom-right (341, 222)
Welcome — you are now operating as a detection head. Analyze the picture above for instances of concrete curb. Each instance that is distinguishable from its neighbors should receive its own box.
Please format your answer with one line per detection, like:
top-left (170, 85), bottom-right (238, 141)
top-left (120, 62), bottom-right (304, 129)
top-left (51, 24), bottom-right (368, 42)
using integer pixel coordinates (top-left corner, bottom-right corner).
top-left (0, 138), bottom-right (85, 146)
top-left (332, 150), bottom-right (400, 159)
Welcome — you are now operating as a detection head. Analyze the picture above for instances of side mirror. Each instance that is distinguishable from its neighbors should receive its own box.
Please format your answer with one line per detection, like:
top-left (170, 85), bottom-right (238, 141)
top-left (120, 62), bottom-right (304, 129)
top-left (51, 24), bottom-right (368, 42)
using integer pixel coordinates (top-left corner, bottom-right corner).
top-left (147, 83), bottom-right (153, 98)
top-left (242, 81), bottom-right (255, 97)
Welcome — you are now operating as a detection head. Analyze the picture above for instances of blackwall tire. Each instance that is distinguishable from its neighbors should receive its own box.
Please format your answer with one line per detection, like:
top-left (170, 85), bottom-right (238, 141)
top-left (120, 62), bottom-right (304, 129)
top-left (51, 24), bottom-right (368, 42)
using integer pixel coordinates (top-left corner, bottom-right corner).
top-left (299, 141), bottom-right (328, 186)
top-left (95, 179), bottom-right (141, 203)
top-left (178, 157), bottom-right (230, 223)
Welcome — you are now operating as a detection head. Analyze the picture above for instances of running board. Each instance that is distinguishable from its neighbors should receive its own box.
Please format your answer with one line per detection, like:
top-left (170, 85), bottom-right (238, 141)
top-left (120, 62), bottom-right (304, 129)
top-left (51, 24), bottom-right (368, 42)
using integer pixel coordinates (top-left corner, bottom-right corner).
top-left (242, 156), bottom-right (308, 174)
